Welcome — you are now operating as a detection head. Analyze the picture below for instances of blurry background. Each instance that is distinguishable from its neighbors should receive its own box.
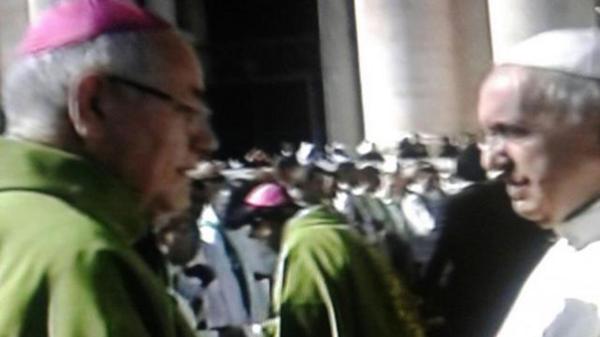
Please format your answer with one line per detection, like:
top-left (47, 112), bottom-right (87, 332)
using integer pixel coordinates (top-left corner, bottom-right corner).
top-left (0, 0), bottom-right (597, 157)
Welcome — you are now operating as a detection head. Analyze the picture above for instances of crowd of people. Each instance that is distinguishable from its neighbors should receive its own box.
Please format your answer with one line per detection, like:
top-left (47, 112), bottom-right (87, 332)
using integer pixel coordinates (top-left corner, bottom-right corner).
top-left (1, 1), bottom-right (599, 337)
top-left (159, 131), bottom-right (554, 337)
top-left (165, 137), bottom-right (470, 336)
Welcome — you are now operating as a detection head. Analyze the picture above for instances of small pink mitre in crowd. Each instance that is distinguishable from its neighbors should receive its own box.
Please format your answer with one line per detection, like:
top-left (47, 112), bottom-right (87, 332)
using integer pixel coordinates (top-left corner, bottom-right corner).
top-left (245, 183), bottom-right (291, 208)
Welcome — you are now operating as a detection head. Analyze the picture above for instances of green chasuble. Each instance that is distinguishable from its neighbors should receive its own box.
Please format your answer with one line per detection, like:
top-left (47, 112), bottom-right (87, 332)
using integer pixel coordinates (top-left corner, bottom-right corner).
top-left (272, 205), bottom-right (424, 337)
top-left (0, 138), bottom-right (194, 337)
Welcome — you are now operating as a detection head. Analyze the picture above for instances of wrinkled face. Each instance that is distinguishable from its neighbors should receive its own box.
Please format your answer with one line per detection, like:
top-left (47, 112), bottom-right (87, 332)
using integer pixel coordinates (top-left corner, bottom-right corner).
top-left (478, 66), bottom-right (600, 226)
top-left (95, 32), bottom-right (217, 217)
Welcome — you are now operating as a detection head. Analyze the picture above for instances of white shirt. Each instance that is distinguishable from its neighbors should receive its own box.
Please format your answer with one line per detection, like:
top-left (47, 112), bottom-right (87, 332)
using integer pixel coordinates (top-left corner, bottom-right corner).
top-left (401, 192), bottom-right (435, 236)
top-left (195, 206), bottom-right (273, 329)
top-left (198, 213), bottom-right (250, 328)
top-left (497, 199), bottom-right (600, 337)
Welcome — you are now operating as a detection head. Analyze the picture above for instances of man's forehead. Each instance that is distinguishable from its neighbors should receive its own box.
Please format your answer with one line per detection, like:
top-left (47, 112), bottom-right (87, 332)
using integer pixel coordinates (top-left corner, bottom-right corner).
top-left (481, 68), bottom-right (525, 108)
top-left (479, 76), bottom-right (580, 137)
top-left (153, 37), bottom-right (204, 94)
top-left (150, 33), bottom-right (200, 73)
top-left (484, 66), bottom-right (530, 90)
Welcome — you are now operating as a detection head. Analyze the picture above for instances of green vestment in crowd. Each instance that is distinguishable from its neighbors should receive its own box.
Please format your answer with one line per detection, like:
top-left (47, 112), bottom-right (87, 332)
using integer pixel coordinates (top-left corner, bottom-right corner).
top-left (0, 138), bottom-right (194, 337)
top-left (272, 205), bottom-right (424, 337)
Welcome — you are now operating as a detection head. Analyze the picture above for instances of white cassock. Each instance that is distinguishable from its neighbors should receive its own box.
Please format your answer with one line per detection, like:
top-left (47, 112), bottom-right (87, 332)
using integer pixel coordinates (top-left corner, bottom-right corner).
top-left (497, 199), bottom-right (600, 337)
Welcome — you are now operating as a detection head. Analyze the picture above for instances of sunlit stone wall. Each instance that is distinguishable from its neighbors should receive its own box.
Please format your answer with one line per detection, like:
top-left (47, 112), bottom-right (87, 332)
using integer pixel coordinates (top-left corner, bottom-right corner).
top-left (0, 0), bottom-right (29, 82)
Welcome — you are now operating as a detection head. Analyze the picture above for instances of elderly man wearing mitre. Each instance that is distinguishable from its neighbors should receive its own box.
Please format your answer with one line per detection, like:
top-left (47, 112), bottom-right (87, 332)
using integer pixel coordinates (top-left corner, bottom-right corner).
top-left (0, 0), bottom-right (216, 336)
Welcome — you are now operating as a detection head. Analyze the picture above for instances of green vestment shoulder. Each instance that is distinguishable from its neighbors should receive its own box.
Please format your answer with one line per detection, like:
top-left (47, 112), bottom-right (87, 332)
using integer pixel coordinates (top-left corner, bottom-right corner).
top-left (273, 205), bottom-right (424, 337)
top-left (0, 138), bottom-right (195, 337)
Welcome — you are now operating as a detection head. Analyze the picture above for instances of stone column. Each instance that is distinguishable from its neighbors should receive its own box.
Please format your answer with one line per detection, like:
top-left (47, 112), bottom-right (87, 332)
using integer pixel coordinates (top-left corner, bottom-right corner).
top-left (0, 0), bottom-right (30, 81)
top-left (488, 0), bottom-right (595, 61)
top-left (317, 0), bottom-right (364, 147)
top-left (27, 0), bottom-right (61, 21)
top-left (354, 0), bottom-right (493, 147)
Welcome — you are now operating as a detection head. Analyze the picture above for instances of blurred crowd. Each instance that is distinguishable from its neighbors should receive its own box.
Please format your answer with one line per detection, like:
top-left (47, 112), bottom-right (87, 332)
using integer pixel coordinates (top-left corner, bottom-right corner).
top-left (153, 135), bottom-right (550, 337)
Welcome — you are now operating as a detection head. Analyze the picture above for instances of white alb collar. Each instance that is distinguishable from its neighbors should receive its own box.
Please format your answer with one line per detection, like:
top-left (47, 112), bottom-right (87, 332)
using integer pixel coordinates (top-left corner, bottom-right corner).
top-left (555, 198), bottom-right (600, 250)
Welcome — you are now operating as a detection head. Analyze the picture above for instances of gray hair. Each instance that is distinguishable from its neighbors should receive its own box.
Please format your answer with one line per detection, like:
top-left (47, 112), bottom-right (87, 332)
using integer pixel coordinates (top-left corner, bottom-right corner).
top-left (513, 66), bottom-right (600, 126)
top-left (1, 29), bottom-right (174, 145)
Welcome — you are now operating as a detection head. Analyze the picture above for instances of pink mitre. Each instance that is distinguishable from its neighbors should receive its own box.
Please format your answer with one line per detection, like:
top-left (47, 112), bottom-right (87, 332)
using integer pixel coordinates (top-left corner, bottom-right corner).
top-left (19, 0), bottom-right (170, 55)
top-left (245, 183), bottom-right (291, 208)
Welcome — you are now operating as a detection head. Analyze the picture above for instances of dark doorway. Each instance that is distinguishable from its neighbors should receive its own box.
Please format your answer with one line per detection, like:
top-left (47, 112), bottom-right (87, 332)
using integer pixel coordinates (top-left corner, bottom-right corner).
top-left (195, 0), bottom-right (325, 159)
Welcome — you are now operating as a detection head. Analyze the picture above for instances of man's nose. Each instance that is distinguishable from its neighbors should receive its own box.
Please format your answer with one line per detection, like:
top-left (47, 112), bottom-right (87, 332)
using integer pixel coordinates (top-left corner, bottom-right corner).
top-left (478, 140), bottom-right (512, 174)
top-left (190, 120), bottom-right (219, 158)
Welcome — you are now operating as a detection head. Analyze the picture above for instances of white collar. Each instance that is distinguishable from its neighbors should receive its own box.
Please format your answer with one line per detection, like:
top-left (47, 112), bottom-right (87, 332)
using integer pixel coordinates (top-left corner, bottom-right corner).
top-left (555, 198), bottom-right (600, 250)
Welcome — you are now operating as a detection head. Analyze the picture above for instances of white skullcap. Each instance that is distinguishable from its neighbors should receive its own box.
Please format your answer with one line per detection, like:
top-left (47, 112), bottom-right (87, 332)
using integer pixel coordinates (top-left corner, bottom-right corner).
top-left (499, 28), bottom-right (600, 79)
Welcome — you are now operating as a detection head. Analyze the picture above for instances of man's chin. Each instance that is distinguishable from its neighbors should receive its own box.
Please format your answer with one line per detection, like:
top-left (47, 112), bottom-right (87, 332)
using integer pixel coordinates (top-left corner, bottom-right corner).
top-left (512, 200), bottom-right (551, 226)
top-left (147, 192), bottom-right (191, 220)
top-left (169, 194), bottom-right (192, 214)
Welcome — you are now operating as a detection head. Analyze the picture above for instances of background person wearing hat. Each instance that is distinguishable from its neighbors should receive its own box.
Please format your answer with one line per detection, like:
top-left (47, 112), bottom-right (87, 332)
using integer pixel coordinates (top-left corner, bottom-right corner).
top-left (0, 0), bottom-right (216, 335)
top-left (477, 28), bottom-right (600, 336)
top-left (243, 183), bottom-right (298, 252)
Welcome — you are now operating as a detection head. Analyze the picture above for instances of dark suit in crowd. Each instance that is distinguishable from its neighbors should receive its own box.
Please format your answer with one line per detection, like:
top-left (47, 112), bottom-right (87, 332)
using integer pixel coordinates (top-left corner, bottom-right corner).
top-left (422, 180), bottom-right (553, 337)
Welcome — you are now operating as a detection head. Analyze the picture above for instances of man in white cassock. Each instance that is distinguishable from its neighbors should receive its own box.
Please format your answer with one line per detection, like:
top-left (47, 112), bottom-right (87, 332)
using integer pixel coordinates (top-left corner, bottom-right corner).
top-left (477, 28), bottom-right (600, 336)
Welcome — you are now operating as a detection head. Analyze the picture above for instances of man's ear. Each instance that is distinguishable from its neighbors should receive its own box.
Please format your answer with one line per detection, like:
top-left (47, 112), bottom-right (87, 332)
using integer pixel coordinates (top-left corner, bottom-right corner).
top-left (68, 73), bottom-right (105, 140)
